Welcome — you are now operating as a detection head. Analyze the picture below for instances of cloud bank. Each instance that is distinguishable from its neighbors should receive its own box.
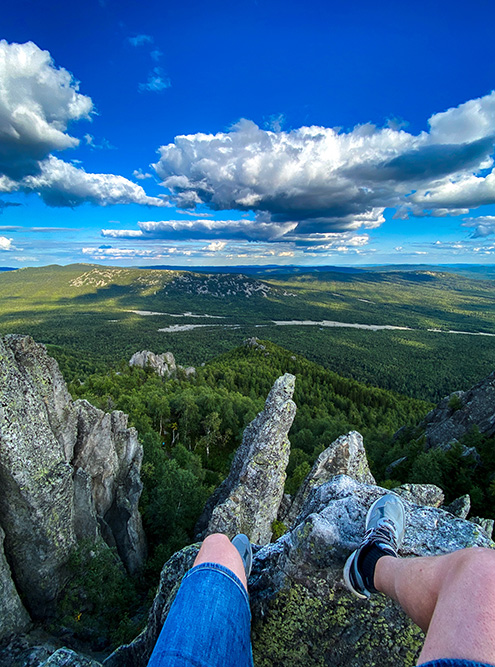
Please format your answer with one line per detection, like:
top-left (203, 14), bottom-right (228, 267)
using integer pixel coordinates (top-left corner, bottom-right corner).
top-left (0, 40), bottom-right (163, 207)
top-left (153, 91), bottom-right (495, 241)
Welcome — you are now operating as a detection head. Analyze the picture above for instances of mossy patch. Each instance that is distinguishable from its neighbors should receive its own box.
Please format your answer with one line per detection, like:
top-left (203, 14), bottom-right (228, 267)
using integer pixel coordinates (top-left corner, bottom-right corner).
top-left (251, 582), bottom-right (424, 667)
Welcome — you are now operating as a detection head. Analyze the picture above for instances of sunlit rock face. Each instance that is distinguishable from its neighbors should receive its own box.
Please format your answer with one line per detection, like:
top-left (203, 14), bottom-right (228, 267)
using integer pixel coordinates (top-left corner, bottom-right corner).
top-left (286, 430), bottom-right (375, 526)
top-left (129, 350), bottom-right (177, 377)
top-left (195, 373), bottom-right (296, 544)
top-left (0, 335), bottom-right (146, 624)
top-left (420, 370), bottom-right (495, 448)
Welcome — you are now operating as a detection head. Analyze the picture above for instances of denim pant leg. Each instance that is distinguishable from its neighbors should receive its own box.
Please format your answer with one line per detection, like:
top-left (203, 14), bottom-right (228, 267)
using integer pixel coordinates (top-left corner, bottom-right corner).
top-left (147, 562), bottom-right (254, 667)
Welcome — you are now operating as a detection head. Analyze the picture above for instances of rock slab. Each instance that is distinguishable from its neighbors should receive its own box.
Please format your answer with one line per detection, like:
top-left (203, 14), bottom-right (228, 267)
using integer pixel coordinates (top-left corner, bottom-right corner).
top-left (195, 373), bottom-right (296, 544)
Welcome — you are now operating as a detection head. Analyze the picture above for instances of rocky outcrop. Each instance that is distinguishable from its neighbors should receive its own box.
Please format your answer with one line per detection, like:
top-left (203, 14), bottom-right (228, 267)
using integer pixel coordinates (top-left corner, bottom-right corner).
top-left (128, 350), bottom-right (195, 378)
top-left (195, 374), bottom-right (296, 544)
top-left (72, 401), bottom-right (146, 574)
top-left (0, 634), bottom-right (103, 667)
top-left (0, 524), bottom-right (30, 639)
top-left (129, 351), bottom-right (176, 377)
top-left (420, 370), bottom-right (495, 448)
top-left (286, 431), bottom-right (375, 525)
top-left (444, 494), bottom-right (471, 519)
top-left (39, 648), bottom-right (102, 666)
top-left (0, 335), bottom-right (146, 622)
top-left (393, 483), bottom-right (445, 508)
top-left (107, 473), bottom-right (493, 667)
top-left (470, 516), bottom-right (494, 539)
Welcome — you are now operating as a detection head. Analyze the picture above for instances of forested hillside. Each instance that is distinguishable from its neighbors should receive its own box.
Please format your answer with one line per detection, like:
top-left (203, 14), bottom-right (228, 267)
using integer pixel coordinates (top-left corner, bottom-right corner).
top-left (1, 264), bottom-right (494, 402)
top-left (67, 340), bottom-right (430, 569)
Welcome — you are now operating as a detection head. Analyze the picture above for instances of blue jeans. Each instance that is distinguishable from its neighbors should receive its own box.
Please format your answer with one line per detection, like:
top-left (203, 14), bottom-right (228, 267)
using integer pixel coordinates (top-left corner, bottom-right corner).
top-left (147, 563), bottom-right (494, 667)
top-left (147, 562), bottom-right (253, 667)
top-left (419, 662), bottom-right (495, 667)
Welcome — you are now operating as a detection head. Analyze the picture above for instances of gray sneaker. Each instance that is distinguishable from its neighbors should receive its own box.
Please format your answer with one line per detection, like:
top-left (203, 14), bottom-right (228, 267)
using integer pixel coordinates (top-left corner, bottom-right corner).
top-left (344, 494), bottom-right (405, 599)
top-left (232, 534), bottom-right (253, 579)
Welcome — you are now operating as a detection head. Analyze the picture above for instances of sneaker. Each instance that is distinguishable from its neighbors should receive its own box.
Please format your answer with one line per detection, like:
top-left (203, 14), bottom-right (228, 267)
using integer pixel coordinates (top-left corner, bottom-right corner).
top-left (344, 493), bottom-right (405, 599)
top-left (232, 534), bottom-right (253, 579)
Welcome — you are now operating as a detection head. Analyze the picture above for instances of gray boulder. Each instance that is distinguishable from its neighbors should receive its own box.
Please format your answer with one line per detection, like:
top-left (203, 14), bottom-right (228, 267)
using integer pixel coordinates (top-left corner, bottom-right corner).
top-left (129, 350), bottom-right (195, 379)
top-left (286, 431), bottom-right (375, 526)
top-left (129, 350), bottom-right (177, 377)
top-left (72, 400), bottom-right (146, 574)
top-left (107, 474), bottom-right (493, 667)
top-left (393, 483), bottom-right (445, 508)
top-left (0, 335), bottom-right (146, 619)
top-left (421, 371), bottom-right (495, 448)
top-left (0, 335), bottom-right (79, 616)
top-left (195, 374), bottom-right (296, 544)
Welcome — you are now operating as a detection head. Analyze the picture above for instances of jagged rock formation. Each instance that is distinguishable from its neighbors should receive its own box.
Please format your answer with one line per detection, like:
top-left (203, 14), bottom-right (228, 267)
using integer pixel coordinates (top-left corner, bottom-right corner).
top-left (0, 335), bottom-right (146, 626)
top-left (420, 370), bottom-right (495, 448)
top-left (393, 483), bottom-right (444, 508)
top-left (129, 350), bottom-right (195, 378)
top-left (107, 471), bottom-right (493, 667)
top-left (129, 350), bottom-right (177, 377)
top-left (286, 431), bottom-right (375, 525)
top-left (444, 494), bottom-right (471, 519)
top-left (195, 373), bottom-right (296, 544)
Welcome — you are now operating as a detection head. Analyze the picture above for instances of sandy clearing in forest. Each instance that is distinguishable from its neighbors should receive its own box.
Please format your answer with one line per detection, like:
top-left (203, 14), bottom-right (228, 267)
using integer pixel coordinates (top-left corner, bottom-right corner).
top-left (272, 320), bottom-right (411, 331)
top-left (129, 310), bottom-right (224, 318)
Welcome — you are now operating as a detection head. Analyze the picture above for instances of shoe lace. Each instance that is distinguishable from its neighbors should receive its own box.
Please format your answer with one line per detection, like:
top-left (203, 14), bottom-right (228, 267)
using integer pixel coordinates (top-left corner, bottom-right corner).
top-left (363, 518), bottom-right (398, 551)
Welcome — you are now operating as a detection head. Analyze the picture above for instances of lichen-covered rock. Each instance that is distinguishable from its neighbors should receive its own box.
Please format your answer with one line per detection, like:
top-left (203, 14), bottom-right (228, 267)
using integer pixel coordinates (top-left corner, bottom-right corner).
top-left (129, 351), bottom-right (176, 377)
top-left (420, 370), bottom-right (495, 448)
top-left (0, 335), bottom-right (79, 616)
top-left (104, 544), bottom-right (199, 667)
top-left (286, 431), bottom-right (375, 526)
top-left (0, 335), bottom-right (146, 618)
top-left (0, 524), bottom-right (31, 640)
top-left (108, 474), bottom-right (494, 667)
top-left (40, 648), bottom-right (103, 667)
top-left (195, 374), bottom-right (296, 544)
top-left (470, 516), bottom-right (494, 539)
top-left (72, 401), bottom-right (146, 573)
top-left (393, 483), bottom-right (444, 508)
top-left (443, 494), bottom-right (471, 519)
top-left (129, 350), bottom-right (195, 379)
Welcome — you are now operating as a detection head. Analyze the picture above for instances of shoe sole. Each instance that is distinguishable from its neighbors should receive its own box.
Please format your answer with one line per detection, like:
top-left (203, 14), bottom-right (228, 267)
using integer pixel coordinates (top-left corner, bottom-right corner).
top-left (343, 551), bottom-right (368, 599)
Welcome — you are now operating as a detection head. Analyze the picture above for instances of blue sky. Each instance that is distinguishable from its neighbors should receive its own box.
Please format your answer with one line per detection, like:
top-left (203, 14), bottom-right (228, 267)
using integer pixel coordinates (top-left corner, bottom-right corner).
top-left (1, 0), bottom-right (495, 267)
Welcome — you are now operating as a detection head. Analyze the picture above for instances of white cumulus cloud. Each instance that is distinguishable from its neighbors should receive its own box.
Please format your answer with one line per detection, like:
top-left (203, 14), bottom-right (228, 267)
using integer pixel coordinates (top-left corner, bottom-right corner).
top-left (153, 91), bottom-right (495, 240)
top-left (0, 40), bottom-right (163, 208)
top-left (102, 218), bottom-right (298, 241)
top-left (204, 241), bottom-right (227, 252)
top-left (0, 235), bottom-right (13, 250)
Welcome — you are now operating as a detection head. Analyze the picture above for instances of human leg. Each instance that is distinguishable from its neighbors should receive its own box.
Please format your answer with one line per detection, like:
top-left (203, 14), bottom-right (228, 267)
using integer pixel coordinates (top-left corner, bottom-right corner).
top-left (375, 548), bottom-right (495, 665)
top-left (344, 493), bottom-right (495, 666)
top-left (193, 532), bottom-right (249, 590)
top-left (147, 534), bottom-right (253, 667)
